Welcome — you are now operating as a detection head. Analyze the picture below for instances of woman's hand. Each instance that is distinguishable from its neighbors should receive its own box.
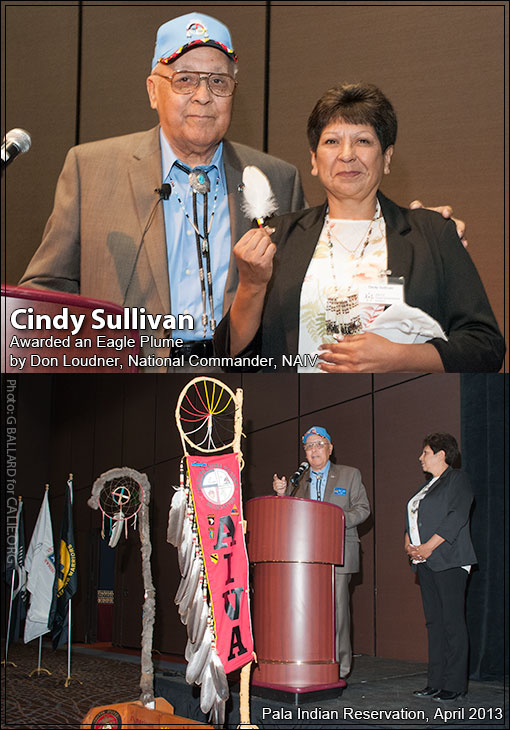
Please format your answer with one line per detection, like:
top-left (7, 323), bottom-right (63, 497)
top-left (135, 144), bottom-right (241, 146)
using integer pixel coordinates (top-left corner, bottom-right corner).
top-left (317, 333), bottom-right (444, 373)
top-left (318, 332), bottom-right (400, 372)
top-left (409, 543), bottom-right (433, 561)
top-left (405, 543), bottom-right (417, 558)
top-left (408, 534), bottom-right (444, 561)
top-left (234, 226), bottom-right (276, 290)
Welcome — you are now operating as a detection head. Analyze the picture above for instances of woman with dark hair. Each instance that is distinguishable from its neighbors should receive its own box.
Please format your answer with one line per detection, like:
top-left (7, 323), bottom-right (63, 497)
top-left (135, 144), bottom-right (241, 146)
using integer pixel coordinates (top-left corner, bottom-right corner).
top-left (405, 433), bottom-right (477, 701)
top-left (214, 82), bottom-right (505, 372)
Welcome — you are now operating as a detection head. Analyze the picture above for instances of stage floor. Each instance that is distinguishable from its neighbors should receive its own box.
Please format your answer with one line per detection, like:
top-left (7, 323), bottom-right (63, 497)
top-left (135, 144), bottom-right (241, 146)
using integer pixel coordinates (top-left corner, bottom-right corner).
top-left (1, 642), bottom-right (507, 728)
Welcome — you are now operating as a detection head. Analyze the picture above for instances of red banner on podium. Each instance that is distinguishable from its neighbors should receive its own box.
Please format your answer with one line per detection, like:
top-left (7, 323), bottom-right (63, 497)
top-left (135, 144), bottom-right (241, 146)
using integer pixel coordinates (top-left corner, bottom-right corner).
top-left (186, 453), bottom-right (254, 675)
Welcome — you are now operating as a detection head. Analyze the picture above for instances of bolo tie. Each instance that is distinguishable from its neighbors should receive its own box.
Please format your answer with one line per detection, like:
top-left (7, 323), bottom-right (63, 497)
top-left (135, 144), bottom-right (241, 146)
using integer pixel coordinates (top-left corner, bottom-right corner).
top-left (173, 161), bottom-right (220, 338)
top-left (313, 472), bottom-right (323, 501)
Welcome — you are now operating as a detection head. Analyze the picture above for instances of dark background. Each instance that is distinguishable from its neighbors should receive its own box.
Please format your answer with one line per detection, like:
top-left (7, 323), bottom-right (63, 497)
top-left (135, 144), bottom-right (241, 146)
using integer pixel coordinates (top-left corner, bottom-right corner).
top-left (1, 1), bottom-right (508, 369)
top-left (7, 372), bottom-right (508, 680)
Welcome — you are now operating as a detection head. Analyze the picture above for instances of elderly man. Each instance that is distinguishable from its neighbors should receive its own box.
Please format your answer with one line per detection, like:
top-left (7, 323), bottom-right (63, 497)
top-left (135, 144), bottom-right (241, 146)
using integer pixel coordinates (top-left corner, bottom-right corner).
top-left (19, 13), bottom-right (304, 369)
top-left (273, 426), bottom-right (370, 682)
top-left (19, 12), bottom-right (463, 370)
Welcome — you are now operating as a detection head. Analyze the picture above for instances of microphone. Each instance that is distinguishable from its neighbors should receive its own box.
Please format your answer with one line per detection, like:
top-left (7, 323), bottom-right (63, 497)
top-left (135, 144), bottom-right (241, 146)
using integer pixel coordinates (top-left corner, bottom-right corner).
top-left (289, 461), bottom-right (309, 487)
top-left (122, 184), bottom-right (171, 305)
top-left (155, 183), bottom-right (171, 201)
top-left (1, 128), bottom-right (32, 170)
top-left (289, 461), bottom-right (309, 497)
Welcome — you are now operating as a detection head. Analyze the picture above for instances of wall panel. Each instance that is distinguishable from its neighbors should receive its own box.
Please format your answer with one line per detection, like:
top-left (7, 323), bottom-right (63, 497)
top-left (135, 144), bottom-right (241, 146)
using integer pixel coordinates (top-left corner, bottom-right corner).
top-left (300, 374), bottom-right (372, 415)
top-left (243, 373), bottom-right (298, 432)
top-left (93, 375), bottom-right (125, 476)
top-left (3, 2), bottom-right (79, 285)
top-left (122, 375), bottom-right (157, 470)
top-left (243, 419), bottom-right (300, 501)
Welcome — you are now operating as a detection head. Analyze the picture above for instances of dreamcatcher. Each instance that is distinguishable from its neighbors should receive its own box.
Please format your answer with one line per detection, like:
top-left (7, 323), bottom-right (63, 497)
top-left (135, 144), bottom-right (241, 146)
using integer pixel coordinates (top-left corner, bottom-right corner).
top-left (88, 468), bottom-right (155, 707)
top-left (95, 473), bottom-right (144, 548)
top-left (168, 377), bottom-right (257, 728)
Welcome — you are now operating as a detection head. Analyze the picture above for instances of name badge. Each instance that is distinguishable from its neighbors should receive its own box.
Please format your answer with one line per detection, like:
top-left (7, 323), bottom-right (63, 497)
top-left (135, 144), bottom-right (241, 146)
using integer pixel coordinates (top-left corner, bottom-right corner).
top-left (358, 278), bottom-right (405, 305)
top-left (334, 488), bottom-right (347, 495)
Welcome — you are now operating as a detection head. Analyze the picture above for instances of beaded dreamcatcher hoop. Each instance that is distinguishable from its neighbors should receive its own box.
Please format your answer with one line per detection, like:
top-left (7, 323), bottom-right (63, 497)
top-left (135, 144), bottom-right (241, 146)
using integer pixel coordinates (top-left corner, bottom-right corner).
top-left (92, 471), bottom-right (144, 547)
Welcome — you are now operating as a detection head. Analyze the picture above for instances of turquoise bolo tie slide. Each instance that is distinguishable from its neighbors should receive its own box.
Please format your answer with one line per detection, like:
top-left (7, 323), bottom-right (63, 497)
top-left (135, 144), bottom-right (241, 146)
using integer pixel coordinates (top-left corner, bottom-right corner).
top-left (189, 169), bottom-right (210, 195)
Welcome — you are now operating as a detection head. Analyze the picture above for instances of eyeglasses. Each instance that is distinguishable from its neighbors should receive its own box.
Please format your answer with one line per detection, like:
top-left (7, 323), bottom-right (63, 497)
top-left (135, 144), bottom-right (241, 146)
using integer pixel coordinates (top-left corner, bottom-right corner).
top-left (303, 441), bottom-right (329, 451)
top-left (151, 71), bottom-right (237, 97)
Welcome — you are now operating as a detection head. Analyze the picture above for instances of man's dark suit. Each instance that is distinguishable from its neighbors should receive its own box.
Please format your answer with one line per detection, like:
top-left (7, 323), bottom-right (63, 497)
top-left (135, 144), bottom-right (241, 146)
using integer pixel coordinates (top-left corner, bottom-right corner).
top-left (290, 462), bottom-right (370, 677)
top-left (406, 467), bottom-right (477, 693)
top-left (19, 126), bottom-right (305, 369)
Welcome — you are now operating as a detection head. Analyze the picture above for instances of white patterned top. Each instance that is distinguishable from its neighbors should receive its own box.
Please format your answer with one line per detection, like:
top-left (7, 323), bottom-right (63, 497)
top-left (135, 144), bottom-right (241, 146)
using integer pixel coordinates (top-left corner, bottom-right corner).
top-left (297, 205), bottom-right (387, 373)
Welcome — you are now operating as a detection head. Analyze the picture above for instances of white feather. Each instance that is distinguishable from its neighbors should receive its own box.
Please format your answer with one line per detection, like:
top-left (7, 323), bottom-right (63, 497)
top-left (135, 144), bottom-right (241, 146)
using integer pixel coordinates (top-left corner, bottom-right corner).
top-left (166, 487), bottom-right (186, 546)
top-left (209, 648), bottom-right (229, 700)
top-left (241, 166), bottom-right (278, 223)
top-left (186, 626), bottom-right (212, 685)
top-left (108, 511), bottom-right (124, 547)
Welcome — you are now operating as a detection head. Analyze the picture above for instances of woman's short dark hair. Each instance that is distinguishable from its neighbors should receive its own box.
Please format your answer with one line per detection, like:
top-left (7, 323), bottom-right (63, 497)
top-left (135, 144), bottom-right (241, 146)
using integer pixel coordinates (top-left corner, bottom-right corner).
top-left (307, 82), bottom-right (398, 153)
top-left (423, 433), bottom-right (460, 466)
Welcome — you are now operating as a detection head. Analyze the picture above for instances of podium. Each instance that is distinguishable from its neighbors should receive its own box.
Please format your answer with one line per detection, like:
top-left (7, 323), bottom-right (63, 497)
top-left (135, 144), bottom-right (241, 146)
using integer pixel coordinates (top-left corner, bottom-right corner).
top-left (2, 285), bottom-right (139, 373)
top-left (245, 495), bottom-right (345, 701)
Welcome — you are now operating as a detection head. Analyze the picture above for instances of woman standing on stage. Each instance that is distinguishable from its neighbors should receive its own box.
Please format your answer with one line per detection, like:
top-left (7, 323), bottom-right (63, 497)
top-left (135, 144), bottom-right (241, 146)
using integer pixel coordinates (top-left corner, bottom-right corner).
top-left (405, 433), bottom-right (477, 702)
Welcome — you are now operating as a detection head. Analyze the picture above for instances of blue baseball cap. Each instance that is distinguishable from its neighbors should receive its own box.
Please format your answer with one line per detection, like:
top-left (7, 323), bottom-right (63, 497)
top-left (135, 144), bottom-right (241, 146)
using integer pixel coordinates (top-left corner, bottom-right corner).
top-left (302, 427), bottom-right (332, 444)
top-left (151, 13), bottom-right (237, 70)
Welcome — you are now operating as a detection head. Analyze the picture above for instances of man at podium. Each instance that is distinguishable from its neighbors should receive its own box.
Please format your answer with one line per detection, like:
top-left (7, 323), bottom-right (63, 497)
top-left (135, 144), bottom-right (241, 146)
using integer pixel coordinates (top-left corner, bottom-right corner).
top-left (273, 426), bottom-right (370, 682)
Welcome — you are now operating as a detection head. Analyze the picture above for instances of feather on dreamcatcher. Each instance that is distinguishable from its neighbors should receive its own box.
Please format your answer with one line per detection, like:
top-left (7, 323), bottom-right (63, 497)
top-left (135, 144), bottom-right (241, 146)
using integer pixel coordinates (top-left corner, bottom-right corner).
top-left (169, 377), bottom-right (257, 728)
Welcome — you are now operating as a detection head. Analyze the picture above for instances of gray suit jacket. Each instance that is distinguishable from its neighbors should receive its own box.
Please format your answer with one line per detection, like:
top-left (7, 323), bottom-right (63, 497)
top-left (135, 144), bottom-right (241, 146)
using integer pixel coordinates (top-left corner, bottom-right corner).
top-left (291, 463), bottom-right (370, 574)
top-left (19, 126), bottom-right (305, 367)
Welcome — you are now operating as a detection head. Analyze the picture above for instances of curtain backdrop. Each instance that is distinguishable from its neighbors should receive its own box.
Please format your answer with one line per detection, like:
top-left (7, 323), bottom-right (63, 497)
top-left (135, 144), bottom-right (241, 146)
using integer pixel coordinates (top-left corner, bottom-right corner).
top-left (461, 374), bottom-right (508, 681)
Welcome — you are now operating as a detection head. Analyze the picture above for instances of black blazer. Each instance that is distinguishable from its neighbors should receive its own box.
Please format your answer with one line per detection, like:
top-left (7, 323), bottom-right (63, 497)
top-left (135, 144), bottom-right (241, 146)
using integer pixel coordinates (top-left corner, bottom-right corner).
top-left (405, 467), bottom-right (477, 572)
top-left (215, 192), bottom-right (505, 372)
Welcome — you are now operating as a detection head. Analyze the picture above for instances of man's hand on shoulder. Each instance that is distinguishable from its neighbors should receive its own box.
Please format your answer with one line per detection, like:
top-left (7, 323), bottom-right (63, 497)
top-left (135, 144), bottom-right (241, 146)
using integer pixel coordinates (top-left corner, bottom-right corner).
top-left (409, 200), bottom-right (467, 248)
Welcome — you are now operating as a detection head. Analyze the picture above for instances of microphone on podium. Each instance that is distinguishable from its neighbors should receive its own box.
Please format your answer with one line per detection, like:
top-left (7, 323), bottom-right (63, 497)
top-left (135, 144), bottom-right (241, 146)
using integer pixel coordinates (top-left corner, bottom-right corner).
top-left (289, 461), bottom-right (309, 496)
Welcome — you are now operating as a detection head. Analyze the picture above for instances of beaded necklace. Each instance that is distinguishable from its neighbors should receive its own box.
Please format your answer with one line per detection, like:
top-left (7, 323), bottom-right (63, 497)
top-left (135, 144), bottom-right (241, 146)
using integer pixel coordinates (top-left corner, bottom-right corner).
top-left (324, 200), bottom-right (382, 336)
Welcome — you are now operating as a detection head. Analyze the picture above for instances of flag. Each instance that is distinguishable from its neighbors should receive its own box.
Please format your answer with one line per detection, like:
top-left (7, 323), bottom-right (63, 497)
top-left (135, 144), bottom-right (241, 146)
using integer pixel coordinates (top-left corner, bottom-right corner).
top-left (49, 480), bottom-right (77, 649)
top-left (3, 499), bottom-right (27, 642)
top-left (24, 489), bottom-right (56, 643)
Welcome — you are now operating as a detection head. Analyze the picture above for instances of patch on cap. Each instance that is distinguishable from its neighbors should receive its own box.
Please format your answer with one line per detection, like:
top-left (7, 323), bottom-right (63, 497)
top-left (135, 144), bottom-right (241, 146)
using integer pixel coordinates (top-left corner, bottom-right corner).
top-left (152, 13), bottom-right (237, 70)
top-left (302, 426), bottom-right (332, 444)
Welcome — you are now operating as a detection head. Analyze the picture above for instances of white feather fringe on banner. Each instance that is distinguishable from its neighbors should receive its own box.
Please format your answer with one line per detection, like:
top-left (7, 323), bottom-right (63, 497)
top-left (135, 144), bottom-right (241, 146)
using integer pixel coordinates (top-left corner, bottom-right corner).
top-left (167, 483), bottom-right (228, 726)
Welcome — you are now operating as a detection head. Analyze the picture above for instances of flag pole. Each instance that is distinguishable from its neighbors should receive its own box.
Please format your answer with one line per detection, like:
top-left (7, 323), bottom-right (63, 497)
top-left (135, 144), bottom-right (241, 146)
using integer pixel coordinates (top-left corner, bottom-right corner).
top-left (2, 496), bottom-right (22, 668)
top-left (27, 486), bottom-right (52, 678)
top-left (63, 475), bottom-right (81, 687)
top-left (2, 571), bottom-right (17, 667)
top-left (28, 635), bottom-right (52, 677)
